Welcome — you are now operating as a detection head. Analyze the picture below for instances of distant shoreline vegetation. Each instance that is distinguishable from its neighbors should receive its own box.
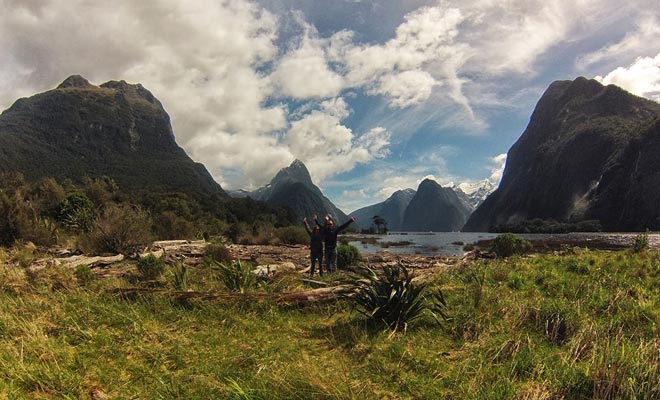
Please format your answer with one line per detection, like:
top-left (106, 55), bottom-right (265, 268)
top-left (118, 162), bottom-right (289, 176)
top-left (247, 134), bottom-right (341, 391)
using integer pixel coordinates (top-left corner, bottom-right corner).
top-left (491, 218), bottom-right (603, 234)
top-left (0, 172), bottom-right (299, 251)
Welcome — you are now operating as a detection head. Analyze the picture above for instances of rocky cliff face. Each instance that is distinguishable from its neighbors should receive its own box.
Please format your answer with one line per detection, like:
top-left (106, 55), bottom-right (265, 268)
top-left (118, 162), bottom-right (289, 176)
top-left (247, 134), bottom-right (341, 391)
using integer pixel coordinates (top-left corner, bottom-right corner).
top-left (401, 179), bottom-right (472, 232)
top-left (0, 75), bottom-right (226, 198)
top-left (250, 159), bottom-right (348, 222)
top-left (463, 77), bottom-right (660, 231)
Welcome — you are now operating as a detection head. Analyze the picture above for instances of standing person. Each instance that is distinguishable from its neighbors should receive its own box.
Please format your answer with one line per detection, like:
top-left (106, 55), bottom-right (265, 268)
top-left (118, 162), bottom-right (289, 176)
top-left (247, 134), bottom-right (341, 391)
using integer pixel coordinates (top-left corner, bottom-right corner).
top-left (315, 214), bottom-right (356, 273)
top-left (303, 216), bottom-right (324, 278)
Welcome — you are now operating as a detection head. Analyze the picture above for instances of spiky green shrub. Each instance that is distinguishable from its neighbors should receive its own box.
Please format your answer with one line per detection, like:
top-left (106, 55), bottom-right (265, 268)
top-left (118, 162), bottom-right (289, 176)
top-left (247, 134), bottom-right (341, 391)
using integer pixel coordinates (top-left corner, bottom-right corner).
top-left (352, 264), bottom-right (427, 331)
top-left (56, 193), bottom-right (96, 233)
top-left (173, 263), bottom-right (189, 291)
top-left (631, 233), bottom-right (649, 253)
top-left (491, 233), bottom-right (532, 258)
top-left (214, 260), bottom-right (257, 293)
top-left (337, 244), bottom-right (361, 269)
top-left (136, 254), bottom-right (165, 281)
top-left (458, 261), bottom-right (486, 308)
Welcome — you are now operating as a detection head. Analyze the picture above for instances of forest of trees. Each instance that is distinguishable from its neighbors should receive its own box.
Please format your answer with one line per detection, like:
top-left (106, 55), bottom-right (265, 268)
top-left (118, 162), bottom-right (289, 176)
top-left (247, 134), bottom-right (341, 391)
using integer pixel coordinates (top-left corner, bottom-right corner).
top-left (0, 172), bottom-right (299, 252)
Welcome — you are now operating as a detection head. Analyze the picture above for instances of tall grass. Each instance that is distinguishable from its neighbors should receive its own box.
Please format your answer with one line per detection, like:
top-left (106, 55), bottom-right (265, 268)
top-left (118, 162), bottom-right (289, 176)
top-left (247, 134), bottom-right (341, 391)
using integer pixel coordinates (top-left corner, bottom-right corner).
top-left (0, 248), bottom-right (658, 398)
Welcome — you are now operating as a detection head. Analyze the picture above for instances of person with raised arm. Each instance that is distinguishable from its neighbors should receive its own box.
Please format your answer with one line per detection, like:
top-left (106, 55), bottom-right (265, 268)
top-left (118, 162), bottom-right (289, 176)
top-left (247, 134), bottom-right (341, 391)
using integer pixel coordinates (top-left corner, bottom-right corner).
top-left (303, 215), bottom-right (324, 278)
top-left (315, 214), bottom-right (356, 273)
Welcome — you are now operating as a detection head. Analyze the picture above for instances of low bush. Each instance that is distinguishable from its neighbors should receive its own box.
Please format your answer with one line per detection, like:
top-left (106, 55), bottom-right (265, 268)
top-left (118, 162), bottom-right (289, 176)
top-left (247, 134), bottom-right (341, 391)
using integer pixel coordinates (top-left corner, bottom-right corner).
top-left (631, 233), bottom-right (649, 253)
top-left (153, 211), bottom-right (195, 240)
top-left (274, 226), bottom-right (308, 245)
top-left (337, 244), bottom-right (361, 268)
top-left (81, 204), bottom-right (152, 255)
top-left (0, 191), bottom-right (25, 247)
top-left (205, 242), bottom-right (233, 264)
top-left (136, 254), bottom-right (165, 281)
top-left (74, 264), bottom-right (96, 286)
top-left (491, 233), bottom-right (532, 258)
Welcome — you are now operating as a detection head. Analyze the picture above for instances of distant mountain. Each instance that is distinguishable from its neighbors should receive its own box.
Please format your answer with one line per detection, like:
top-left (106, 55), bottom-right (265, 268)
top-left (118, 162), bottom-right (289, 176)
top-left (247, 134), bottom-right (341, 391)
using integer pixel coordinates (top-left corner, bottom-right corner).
top-left (248, 159), bottom-right (348, 222)
top-left (452, 180), bottom-right (496, 209)
top-left (0, 75), bottom-right (226, 199)
top-left (227, 189), bottom-right (251, 198)
top-left (350, 189), bottom-right (416, 231)
top-left (401, 179), bottom-right (472, 232)
top-left (464, 77), bottom-right (660, 232)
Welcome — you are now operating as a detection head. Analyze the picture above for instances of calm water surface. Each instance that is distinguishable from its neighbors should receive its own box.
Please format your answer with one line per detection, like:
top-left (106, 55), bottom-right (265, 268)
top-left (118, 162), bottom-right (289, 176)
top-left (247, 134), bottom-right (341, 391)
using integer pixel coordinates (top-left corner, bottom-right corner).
top-left (347, 232), bottom-right (660, 256)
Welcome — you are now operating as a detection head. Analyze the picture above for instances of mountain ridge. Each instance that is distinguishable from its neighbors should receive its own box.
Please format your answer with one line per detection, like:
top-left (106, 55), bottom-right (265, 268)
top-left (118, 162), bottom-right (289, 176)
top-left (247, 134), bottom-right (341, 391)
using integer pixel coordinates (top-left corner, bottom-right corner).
top-left (464, 77), bottom-right (660, 232)
top-left (0, 75), bottom-right (226, 200)
top-left (246, 159), bottom-right (348, 222)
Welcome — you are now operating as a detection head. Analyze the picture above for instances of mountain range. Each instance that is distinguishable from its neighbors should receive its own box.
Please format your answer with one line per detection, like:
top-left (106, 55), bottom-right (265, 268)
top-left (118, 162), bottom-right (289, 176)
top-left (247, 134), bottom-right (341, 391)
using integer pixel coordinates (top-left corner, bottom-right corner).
top-left (350, 189), bottom-right (416, 231)
top-left (234, 160), bottom-right (483, 231)
top-left (464, 77), bottom-right (660, 232)
top-left (5, 74), bottom-right (659, 233)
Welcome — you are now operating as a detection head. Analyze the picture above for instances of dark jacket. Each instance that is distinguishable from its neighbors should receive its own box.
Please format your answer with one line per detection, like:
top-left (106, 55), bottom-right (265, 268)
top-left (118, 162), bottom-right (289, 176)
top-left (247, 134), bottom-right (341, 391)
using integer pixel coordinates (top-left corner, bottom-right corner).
top-left (304, 220), bottom-right (324, 253)
top-left (316, 218), bottom-right (354, 249)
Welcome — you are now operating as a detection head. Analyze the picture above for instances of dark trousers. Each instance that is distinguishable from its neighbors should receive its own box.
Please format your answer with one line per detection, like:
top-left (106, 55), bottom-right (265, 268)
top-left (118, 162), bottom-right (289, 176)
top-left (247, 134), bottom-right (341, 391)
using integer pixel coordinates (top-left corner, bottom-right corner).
top-left (310, 251), bottom-right (323, 277)
top-left (325, 247), bottom-right (337, 273)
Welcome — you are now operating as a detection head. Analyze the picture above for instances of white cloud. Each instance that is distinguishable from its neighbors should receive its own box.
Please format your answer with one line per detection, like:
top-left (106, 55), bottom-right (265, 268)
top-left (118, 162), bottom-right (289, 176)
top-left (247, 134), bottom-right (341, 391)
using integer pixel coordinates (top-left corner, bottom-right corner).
top-left (339, 6), bottom-right (464, 90)
top-left (342, 189), bottom-right (367, 199)
top-left (595, 54), bottom-right (660, 102)
top-left (577, 13), bottom-right (660, 70)
top-left (271, 36), bottom-right (344, 99)
top-left (465, 1), bottom-right (574, 74)
top-left (285, 98), bottom-right (390, 182)
top-left (488, 153), bottom-right (507, 185)
top-left (0, 0), bottom-right (295, 189)
top-left (372, 70), bottom-right (439, 108)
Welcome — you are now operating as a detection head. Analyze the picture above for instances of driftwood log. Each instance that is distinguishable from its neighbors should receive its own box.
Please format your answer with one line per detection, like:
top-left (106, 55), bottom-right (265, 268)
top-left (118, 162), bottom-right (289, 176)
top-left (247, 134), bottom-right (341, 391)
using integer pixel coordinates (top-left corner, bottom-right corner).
top-left (147, 240), bottom-right (208, 264)
top-left (28, 254), bottom-right (125, 272)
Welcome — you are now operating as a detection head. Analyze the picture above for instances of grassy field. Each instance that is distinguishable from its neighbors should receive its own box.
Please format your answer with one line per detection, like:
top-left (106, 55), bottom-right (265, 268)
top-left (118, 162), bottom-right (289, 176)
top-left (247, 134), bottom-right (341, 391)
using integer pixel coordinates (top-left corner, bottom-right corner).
top-left (0, 247), bottom-right (659, 399)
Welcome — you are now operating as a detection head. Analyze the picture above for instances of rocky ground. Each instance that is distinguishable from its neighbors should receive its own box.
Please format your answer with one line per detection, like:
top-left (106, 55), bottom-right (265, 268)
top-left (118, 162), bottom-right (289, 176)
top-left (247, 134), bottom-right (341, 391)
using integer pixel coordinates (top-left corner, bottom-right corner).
top-left (10, 240), bottom-right (468, 289)
top-left (227, 243), bottom-right (464, 272)
top-left (14, 232), bottom-right (643, 283)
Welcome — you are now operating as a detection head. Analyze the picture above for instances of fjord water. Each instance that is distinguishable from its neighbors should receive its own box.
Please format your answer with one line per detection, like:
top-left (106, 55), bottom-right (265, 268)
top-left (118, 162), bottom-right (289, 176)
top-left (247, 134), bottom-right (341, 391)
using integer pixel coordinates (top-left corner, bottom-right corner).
top-left (349, 232), bottom-right (497, 256)
top-left (349, 232), bottom-right (660, 256)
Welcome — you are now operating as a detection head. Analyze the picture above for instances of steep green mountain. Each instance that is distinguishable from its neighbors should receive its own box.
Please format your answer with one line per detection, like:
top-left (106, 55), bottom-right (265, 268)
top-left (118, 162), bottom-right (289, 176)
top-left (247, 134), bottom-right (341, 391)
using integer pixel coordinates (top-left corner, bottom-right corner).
top-left (0, 75), bottom-right (226, 200)
top-left (350, 189), bottom-right (416, 231)
top-left (401, 179), bottom-right (472, 232)
top-left (249, 160), bottom-right (348, 222)
top-left (463, 77), bottom-right (660, 232)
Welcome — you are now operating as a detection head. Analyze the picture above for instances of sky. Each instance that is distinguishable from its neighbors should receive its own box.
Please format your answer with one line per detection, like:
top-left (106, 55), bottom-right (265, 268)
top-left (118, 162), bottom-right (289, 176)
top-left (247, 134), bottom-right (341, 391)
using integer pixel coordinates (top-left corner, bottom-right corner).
top-left (1, 0), bottom-right (660, 213)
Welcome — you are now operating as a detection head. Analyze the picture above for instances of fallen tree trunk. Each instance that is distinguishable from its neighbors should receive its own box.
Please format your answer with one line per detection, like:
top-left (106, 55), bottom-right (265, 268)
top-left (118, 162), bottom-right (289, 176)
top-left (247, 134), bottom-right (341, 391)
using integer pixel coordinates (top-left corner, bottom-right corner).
top-left (28, 254), bottom-right (125, 272)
